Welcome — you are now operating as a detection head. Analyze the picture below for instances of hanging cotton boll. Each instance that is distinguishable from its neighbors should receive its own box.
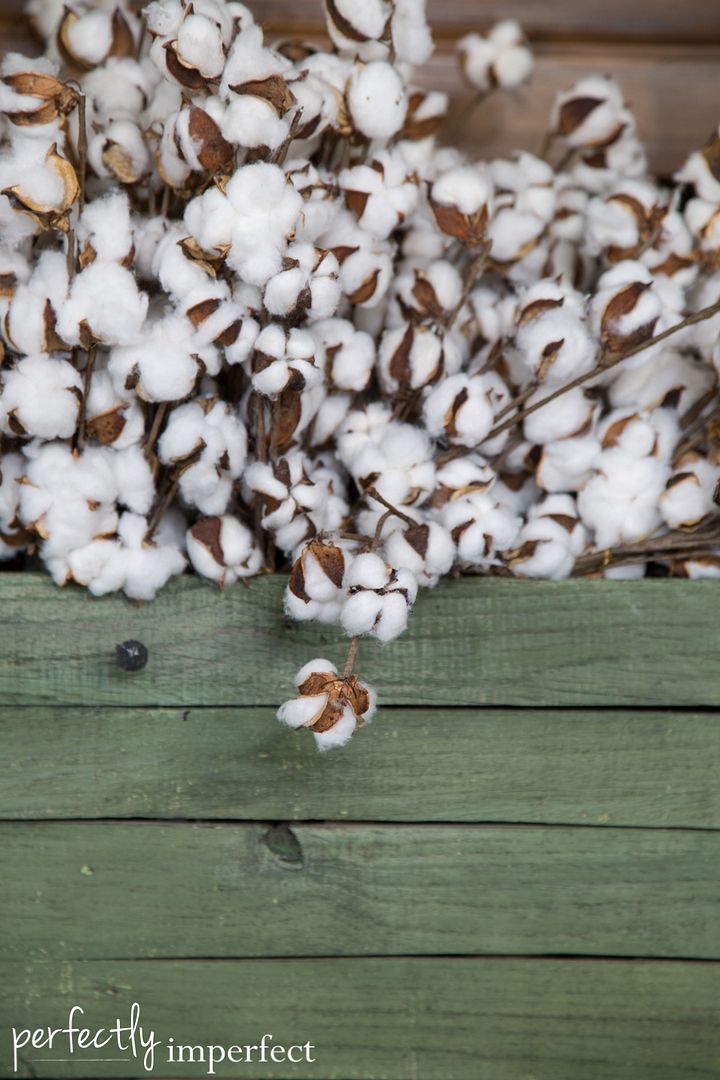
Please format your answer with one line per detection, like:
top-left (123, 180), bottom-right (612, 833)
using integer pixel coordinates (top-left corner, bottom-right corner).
top-left (250, 324), bottom-right (322, 398)
top-left (551, 75), bottom-right (627, 150)
top-left (0, 355), bottom-right (81, 439)
top-left (277, 659), bottom-right (376, 751)
top-left (56, 262), bottom-right (148, 348)
top-left (186, 514), bottom-right (262, 586)
top-left (87, 119), bottom-right (149, 185)
top-left (378, 323), bottom-right (460, 395)
top-left (351, 421), bottom-right (436, 508)
top-left (85, 367), bottom-right (144, 448)
top-left (586, 179), bottom-right (666, 261)
top-left (339, 149), bottom-right (419, 240)
top-left (523, 386), bottom-right (596, 445)
top-left (534, 429), bottom-right (601, 493)
top-left (285, 536), bottom-right (354, 623)
top-left (312, 318), bottom-right (375, 393)
top-left (430, 164), bottom-right (493, 246)
top-left (591, 261), bottom-right (662, 356)
top-left (660, 453), bottom-right (720, 529)
top-left (383, 519), bottom-right (455, 587)
top-left (577, 447), bottom-right (670, 547)
top-left (440, 489), bottom-right (521, 568)
top-left (457, 21), bottom-right (533, 94)
top-left (514, 287), bottom-right (596, 385)
top-left (423, 371), bottom-right (505, 448)
top-left (676, 129), bottom-right (720, 204)
top-left (347, 61), bottom-right (408, 142)
top-left (392, 261), bottom-right (463, 324)
top-left (610, 349), bottom-right (713, 415)
top-left (324, 0), bottom-right (392, 58)
top-left (341, 552), bottom-right (418, 643)
top-left (336, 401), bottom-right (394, 464)
top-left (77, 191), bottom-right (133, 268)
top-left (109, 313), bottom-right (203, 402)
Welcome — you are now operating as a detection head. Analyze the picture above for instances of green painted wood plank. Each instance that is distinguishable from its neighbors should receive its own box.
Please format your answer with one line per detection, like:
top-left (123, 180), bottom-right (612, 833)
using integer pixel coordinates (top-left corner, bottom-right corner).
top-left (3, 574), bottom-right (720, 707)
top-left (2, 958), bottom-right (719, 1079)
top-left (4, 706), bottom-right (720, 828)
top-left (3, 822), bottom-right (719, 960)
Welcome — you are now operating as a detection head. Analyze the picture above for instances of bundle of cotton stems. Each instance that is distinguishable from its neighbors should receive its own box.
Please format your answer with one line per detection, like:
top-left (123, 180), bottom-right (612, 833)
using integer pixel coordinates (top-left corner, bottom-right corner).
top-left (1, 0), bottom-right (720, 748)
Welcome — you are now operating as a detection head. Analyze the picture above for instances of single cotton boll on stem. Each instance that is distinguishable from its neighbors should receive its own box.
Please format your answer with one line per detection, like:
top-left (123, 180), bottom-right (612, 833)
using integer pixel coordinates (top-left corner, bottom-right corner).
top-left (187, 515), bottom-right (263, 586)
top-left (347, 62), bottom-right (408, 141)
top-left (383, 521), bottom-right (456, 586)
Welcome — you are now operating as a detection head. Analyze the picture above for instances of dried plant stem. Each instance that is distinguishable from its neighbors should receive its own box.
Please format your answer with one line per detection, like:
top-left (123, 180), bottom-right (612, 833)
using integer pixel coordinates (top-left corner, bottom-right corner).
top-left (572, 519), bottom-right (720, 576)
top-left (342, 636), bottom-right (360, 678)
top-left (76, 91), bottom-right (87, 215)
top-left (445, 243), bottom-right (490, 330)
top-left (66, 228), bottom-right (76, 281)
top-left (145, 474), bottom-right (179, 542)
top-left (365, 485), bottom-right (418, 530)
top-left (144, 401), bottom-right (168, 460)
top-left (75, 343), bottom-right (96, 448)
top-left (485, 297), bottom-right (720, 444)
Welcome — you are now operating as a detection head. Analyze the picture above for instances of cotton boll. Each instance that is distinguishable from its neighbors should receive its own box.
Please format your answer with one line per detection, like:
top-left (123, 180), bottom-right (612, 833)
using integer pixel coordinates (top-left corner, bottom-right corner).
top-left (277, 659), bottom-right (375, 750)
top-left (347, 62), bottom-right (408, 141)
top-left (56, 263), bottom-right (148, 347)
top-left (609, 350), bottom-right (713, 415)
top-left (430, 165), bottom-right (493, 245)
top-left (535, 431), bottom-right (601, 493)
top-left (457, 21), bottom-right (533, 93)
top-left (85, 368), bottom-right (144, 448)
top-left (551, 75), bottom-right (626, 150)
top-left (598, 408), bottom-right (679, 462)
top-left (351, 422), bottom-right (436, 507)
top-left (342, 557), bottom-right (417, 642)
top-left (577, 448), bottom-right (669, 547)
top-left (378, 323), bottom-right (456, 394)
top-left (221, 94), bottom-right (290, 151)
top-left (423, 372), bottom-right (497, 447)
top-left (313, 318), bottom-right (376, 393)
top-left (1, 355), bottom-right (81, 439)
top-left (591, 261), bottom-right (662, 355)
top-left (514, 301), bottom-right (596, 385)
top-left (676, 130), bottom-right (720, 203)
top-left (113, 512), bottom-right (186, 602)
top-left (109, 315), bottom-right (202, 403)
top-left (391, 0), bottom-right (434, 67)
top-left (660, 455), bottom-right (720, 529)
top-left (523, 387), bottom-right (596, 445)
top-left (285, 537), bottom-right (354, 622)
top-left (440, 489), bottom-right (521, 567)
top-left (77, 190), bottom-right (133, 266)
top-left (506, 515), bottom-right (583, 580)
top-left (324, 0), bottom-right (392, 57)
top-left (187, 515), bottom-right (262, 586)
top-left (586, 179), bottom-right (665, 259)
top-left (107, 445), bottom-right (155, 515)
top-left (383, 520), bottom-right (455, 586)
top-left (87, 120), bottom-right (149, 184)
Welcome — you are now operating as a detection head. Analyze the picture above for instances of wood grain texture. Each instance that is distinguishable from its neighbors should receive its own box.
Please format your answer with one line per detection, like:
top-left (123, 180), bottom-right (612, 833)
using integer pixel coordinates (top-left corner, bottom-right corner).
top-left (4, 821), bottom-right (719, 959)
top-left (4, 705), bottom-right (720, 828)
top-left (245, 0), bottom-right (720, 43)
top-left (3, 575), bottom-right (719, 708)
top-left (3, 958), bottom-right (720, 1079)
top-left (1, 10), bottom-right (720, 173)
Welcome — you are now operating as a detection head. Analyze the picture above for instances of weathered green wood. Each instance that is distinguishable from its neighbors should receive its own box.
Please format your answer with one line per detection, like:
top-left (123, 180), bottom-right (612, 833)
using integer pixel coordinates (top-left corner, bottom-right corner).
top-left (4, 822), bottom-right (719, 960)
top-left (3, 574), bottom-right (720, 707)
top-left (2, 958), bottom-right (719, 1079)
top-left (4, 706), bottom-right (720, 828)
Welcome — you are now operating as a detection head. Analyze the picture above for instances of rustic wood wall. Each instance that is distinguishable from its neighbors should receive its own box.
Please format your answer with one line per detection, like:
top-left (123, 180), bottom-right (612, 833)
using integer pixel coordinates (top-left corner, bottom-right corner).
top-left (2, 3), bottom-right (720, 1078)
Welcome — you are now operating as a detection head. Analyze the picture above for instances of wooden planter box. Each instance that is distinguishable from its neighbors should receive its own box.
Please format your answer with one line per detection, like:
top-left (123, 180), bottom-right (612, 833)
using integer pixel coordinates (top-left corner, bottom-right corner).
top-left (3, 574), bottom-right (720, 1078)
